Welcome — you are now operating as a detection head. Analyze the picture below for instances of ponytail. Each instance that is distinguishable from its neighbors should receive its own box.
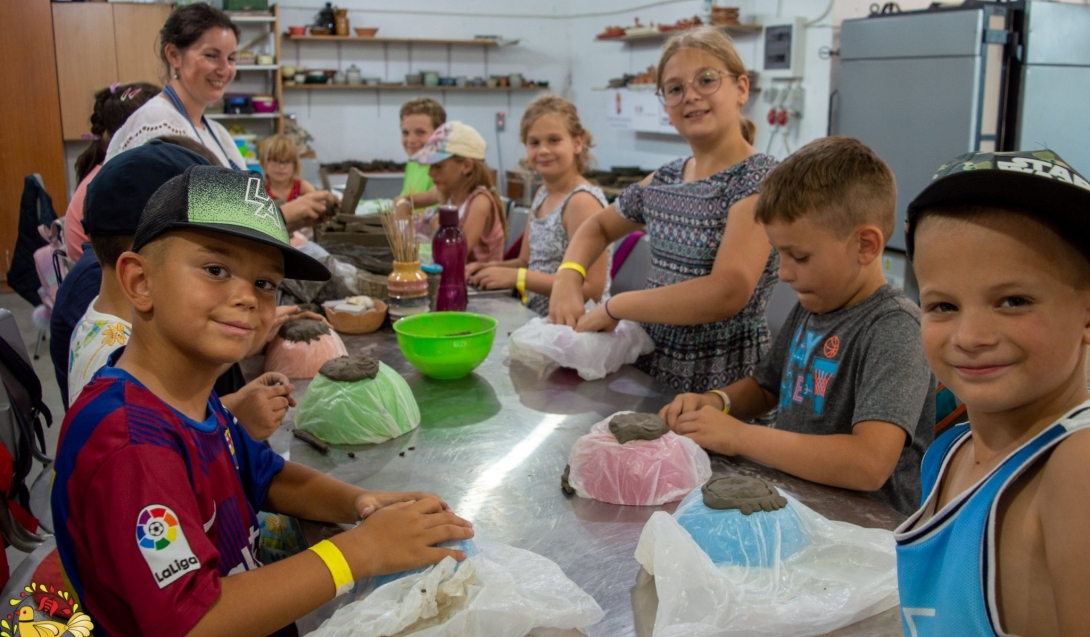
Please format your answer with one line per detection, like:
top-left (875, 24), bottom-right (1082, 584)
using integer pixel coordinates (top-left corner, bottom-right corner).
top-left (740, 117), bottom-right (756, 145)
top-left (74, 82), bottom-right (160, 182)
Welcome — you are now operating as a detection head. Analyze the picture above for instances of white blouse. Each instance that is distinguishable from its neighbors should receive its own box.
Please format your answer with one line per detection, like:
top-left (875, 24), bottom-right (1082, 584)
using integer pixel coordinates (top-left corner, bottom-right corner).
top-left (104, 95), bottom-right (246, 169)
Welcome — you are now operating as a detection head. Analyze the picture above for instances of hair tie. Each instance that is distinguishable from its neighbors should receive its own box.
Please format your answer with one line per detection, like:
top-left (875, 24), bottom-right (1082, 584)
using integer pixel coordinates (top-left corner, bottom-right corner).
top-left (109, 82), bottom-right (120, 94)
top-left (80, 134), bottom-right (102, 141)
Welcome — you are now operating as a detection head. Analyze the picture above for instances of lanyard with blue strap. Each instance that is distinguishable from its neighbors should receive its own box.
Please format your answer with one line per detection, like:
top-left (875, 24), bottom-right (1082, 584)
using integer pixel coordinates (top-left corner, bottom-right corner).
top-left (161, 84), bottom-right (243, 171)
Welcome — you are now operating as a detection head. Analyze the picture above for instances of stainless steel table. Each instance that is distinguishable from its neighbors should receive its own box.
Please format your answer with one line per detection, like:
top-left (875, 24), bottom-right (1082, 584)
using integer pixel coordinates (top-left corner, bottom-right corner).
top-left (266, 298), bottom-right (905, 636)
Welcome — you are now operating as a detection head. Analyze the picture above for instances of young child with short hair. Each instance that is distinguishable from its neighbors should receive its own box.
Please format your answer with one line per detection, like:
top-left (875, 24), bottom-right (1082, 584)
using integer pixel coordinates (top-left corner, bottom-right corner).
top-left (466, 95), bottom-right (608, 315)
top-left (260, 134), bottom-right (317, 202)
top-left (549, 27), bottom-right (779, 394)
top-left (409, 121), bottom-right (507, 263)
top-left (896, 149), bottom-right (1090, 635)
top-left (53, 166), bottom-right (473, 636)
top-left (399, 97), bottom-right (446, 200)
top-left (660, 136), bottom-right (935, 514)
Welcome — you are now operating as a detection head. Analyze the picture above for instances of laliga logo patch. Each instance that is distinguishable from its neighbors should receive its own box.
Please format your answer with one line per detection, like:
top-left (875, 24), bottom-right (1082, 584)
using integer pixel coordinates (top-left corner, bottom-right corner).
top-left (136, 505), bottom-right (200, 589)
top-left (0, 581), bottom-right (94, 637)
top-left (998, 157), bottom-right (1090, 191)
top-left (245, 177), bottom-right (283, 230)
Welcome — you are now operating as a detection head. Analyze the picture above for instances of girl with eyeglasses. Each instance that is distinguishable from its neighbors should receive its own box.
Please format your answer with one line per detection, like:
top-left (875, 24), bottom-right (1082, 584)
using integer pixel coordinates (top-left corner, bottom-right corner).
top-left (549, 26), bottom-right (780, 394)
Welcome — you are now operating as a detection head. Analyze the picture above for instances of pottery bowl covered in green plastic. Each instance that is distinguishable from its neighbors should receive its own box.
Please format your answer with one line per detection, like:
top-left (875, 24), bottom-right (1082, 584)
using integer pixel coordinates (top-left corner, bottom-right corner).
top-left (393, 312), bottom-right (497, 379)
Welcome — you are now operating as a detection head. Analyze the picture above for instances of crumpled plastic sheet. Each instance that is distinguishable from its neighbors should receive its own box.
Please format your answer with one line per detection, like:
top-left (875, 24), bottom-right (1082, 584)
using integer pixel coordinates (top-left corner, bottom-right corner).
top-left (507, 312), bottom-right (655, 380)
top-left (308, 540), bottom-right (604, 637)
top-left (295, 360), bottom-right (421, 444)
top-left (264, 331), bottom-right (348, 380)
top-left (634, 491), bottom-right (899, 637)
top-left (566, 412), bottom-right (712, 506)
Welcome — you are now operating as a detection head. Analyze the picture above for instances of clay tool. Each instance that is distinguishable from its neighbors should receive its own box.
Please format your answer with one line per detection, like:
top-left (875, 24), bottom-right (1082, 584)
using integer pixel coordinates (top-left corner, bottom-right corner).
top-left (293, 429), bottom-right (329, 454)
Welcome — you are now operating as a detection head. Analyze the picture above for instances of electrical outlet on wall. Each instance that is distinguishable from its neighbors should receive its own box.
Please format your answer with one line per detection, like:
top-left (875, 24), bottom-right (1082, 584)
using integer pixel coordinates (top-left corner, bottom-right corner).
top-left (496, 112), bottom-right (506, 132)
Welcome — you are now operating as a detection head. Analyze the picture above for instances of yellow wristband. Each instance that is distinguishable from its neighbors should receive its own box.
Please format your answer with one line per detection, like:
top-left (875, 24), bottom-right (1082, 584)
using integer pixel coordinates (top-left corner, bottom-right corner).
top-left (558, 262), bottom-right (587, 279)
top-left (517, 267), bottom-right (528, 304)
top-left (705, 389), bottom-right (731, 414)
top-left (309, 539), bottom-right (355, 597)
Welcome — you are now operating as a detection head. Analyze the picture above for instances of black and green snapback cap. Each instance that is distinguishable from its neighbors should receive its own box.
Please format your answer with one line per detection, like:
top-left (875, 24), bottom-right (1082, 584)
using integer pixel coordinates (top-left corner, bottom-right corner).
top-left (905, 149), bottom-right (1090, 259)
top-left (133, 165), bottom-right (331, 281)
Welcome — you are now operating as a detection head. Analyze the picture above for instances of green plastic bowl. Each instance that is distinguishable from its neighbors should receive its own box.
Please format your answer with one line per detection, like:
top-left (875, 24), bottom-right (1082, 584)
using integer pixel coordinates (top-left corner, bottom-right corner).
top-left (393, 312), bottom-right (498, 379)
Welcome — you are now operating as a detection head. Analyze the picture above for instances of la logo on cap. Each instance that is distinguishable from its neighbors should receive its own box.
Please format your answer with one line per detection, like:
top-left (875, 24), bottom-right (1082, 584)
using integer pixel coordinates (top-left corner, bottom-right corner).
top-left (245, 177), bottom-right (282, 230)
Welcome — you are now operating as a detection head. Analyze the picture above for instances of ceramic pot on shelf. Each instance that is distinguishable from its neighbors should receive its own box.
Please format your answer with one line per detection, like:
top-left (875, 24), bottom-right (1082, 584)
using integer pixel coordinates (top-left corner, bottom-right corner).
top-left (334, 8), bottom-right (349, 36)
top-left (387, 261), bottom-right (429, 302)
top-left (346, 64), bottom-right (362, 85)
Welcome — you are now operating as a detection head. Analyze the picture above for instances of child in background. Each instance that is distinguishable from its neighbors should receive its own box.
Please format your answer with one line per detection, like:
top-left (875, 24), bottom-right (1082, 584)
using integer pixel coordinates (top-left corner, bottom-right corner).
top-left (66, 82), bottom-right (159, 261)
top-left (260, 134), bottom-right (317, 202)
top-left (408, 121), bottom-right (507, 263)
top-left (896, 150), bottom-right (1090, 635)
top-left (467, 95), bottom-right (608, 316)
top-left (659, 137), bottom-right (935, 515)
top-left (399, 97), bottom-right (446, 202)
top-left (550, 26), bottom-right (779, 393)
top-left (53, 166), bottom-right (473, 636)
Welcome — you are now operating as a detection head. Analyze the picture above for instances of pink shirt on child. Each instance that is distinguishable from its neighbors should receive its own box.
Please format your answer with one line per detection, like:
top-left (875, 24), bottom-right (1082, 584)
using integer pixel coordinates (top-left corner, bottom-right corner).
top-left (63, 165), bottom-right (100, 262)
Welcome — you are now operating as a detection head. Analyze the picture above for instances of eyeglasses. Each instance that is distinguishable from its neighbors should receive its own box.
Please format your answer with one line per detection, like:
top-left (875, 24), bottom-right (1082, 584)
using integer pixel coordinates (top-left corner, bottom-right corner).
top-left (657, 69), bottom-right (734, 106)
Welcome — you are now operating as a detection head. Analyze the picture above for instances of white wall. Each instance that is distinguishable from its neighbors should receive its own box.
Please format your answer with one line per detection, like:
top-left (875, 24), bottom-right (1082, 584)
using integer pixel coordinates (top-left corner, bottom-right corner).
top-left (276, 0), bottom-right (572, 183)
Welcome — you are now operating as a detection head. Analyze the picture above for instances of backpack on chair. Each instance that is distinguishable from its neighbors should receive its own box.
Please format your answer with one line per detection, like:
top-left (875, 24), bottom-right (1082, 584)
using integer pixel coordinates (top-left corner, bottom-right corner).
top-left (0, 308), bottom-right (51, 555)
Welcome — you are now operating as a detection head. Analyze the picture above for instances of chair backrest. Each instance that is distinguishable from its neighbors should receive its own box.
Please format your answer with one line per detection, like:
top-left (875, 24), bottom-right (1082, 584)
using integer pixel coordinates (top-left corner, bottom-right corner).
top-left (765, 280), bottom-right (798, 342)
top-left (610, 233), bottom-right (651, 295)
top-left (506, 207), bottom-right (529, 252)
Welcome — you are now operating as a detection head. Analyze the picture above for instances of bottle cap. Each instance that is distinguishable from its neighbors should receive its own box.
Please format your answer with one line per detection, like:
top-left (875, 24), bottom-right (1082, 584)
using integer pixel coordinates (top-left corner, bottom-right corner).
top-left (438, 205), bottom-right (459, 227)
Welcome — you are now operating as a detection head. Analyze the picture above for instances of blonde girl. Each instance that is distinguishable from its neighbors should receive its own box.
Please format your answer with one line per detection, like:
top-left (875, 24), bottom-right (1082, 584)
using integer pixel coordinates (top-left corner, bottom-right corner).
top-left (467, 95), bottom-right (608, 316)
top-left (260, 134), bottom-right (315, 202)
top-left (410, 121), bottom-right (507, 263)
top-left (549, 27), bottom-right (780, 393)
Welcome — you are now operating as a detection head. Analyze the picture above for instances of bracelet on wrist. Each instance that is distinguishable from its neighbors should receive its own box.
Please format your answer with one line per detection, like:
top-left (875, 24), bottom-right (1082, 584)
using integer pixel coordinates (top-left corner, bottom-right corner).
top-left (603, 297), bottom-right (619, 321)
top-left (705, 389), bottom-right (731, 414)
top-left (557, 262), bottom-right (587, 279)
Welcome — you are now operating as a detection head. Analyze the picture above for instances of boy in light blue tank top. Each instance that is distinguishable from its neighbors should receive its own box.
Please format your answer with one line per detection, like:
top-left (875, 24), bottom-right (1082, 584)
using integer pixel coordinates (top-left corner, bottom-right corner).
top-left (898, 149), bottom-right (1090, 637)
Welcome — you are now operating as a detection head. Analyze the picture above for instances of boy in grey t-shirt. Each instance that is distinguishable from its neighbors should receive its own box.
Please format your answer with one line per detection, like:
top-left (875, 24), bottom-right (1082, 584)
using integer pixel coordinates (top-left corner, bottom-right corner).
top-left (660, 137), bottom-right (934, 515)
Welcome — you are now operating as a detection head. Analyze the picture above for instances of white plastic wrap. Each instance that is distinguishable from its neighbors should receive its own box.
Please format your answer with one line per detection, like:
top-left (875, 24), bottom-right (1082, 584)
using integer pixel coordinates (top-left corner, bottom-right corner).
top-left (566, 413), bottom-right (712, 506)
top-left (507, 315), bottom-right (655, 381)
top-left (634, 490), bottom-right (899, 637)
top-left (309, 540), bottom-right (604, 637)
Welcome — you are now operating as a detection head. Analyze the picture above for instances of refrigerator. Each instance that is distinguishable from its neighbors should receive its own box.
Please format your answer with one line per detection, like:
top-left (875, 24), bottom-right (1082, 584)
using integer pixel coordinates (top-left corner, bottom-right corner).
top-left (835, 1), bottom-right (1090, 253)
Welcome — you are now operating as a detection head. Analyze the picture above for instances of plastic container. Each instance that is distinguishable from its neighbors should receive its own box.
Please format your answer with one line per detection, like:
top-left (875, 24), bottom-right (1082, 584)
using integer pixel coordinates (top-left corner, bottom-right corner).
top-left (432, 206), bottom-right (467, 312)
top-left (393, 312), bottom-right (497, 379)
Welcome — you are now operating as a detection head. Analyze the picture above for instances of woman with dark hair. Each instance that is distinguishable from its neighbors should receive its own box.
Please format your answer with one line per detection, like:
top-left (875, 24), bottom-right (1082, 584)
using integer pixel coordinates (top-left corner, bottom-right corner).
top-left (65, 82), bottom-right (159, 261)
top-left (105, 3), bottom-right (245, 169)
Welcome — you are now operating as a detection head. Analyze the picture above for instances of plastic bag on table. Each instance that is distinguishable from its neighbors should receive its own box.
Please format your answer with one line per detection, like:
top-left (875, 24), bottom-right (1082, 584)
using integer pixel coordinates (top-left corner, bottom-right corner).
top-left (634, 490), bottom-right (899, 637)
top-left (566, 412), bottom-right (711, 506)
top-left (309, 540), bottom-right (604, 637)
top-left (264, 329), bottom-right (348, 380)
top-left (295, 360), bottom-right (420, 444)
top-left (507, 310), bottom-right (654, 381)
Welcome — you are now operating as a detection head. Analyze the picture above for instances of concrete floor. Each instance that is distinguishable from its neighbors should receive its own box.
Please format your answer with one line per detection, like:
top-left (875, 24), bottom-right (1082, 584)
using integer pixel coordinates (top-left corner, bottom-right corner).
top-left (0, 293), bottom-right (66, 575)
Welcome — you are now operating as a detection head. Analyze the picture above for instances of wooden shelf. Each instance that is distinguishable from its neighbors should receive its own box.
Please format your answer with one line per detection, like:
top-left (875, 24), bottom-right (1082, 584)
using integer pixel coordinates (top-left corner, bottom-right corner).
top-left (283, 34), bottom-right (503, 46)
top-left (235, 64), bottom-right (278, 71)
top-left (596, 24), bottom-right (762, 43)
top-left (206, 113), bottom-right (281, 120)
top-left (227, 13), bottom-right (277, 23)
top-left (284, 84), bottom-right (545, 92)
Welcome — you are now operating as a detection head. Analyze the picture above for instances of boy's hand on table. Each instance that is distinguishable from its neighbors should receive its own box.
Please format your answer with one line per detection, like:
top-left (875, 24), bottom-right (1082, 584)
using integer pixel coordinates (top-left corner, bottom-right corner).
top-left (659, 392), bottom-right (722, 428)
top-left (575, 304), bottom-right (618, 333)
top-left (469, 266), bottom-right (517, 290)
top-left (335, 496), bottom-right (475, 579)
top-left (672, 406), bottom-right (744, 456)
top-left (353, 490), bottom-right (453, 519)
top-left (224, 373), bottom-right (296, 441)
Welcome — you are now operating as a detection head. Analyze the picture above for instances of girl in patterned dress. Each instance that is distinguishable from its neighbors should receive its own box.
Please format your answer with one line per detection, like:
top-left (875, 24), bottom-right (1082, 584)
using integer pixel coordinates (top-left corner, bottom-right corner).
top-left (467, 95), bottom-right (609, 316)
top-left (550, 27), bottom-right (780, 393)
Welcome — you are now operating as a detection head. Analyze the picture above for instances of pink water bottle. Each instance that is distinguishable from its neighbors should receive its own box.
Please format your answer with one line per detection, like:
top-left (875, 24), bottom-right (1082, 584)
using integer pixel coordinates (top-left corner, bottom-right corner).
top-left (432, 205), bottom-right (467, 311)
